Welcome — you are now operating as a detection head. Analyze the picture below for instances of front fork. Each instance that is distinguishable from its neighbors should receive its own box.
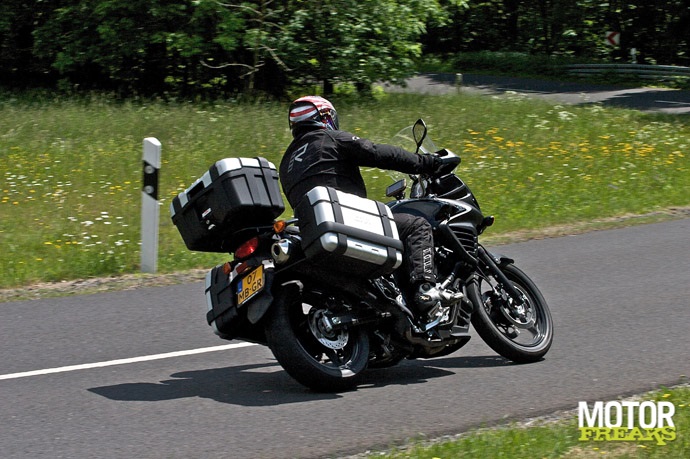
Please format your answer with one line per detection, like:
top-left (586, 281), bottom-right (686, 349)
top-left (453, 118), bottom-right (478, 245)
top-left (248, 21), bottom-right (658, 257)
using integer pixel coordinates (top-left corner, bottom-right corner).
top-left (476, 246), bottom-right (522, 301)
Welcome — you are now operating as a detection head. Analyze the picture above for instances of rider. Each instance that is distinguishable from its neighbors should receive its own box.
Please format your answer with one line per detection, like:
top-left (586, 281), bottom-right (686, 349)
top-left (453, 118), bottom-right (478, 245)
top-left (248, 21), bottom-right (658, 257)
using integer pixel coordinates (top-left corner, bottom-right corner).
top-left (279, 95), bottom-right (461, 325)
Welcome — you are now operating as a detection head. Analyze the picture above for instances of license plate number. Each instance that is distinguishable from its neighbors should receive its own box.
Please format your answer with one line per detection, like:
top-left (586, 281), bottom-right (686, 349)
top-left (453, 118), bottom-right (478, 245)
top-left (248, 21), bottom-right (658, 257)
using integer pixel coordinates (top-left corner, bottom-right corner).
top-left (237, 265), bottom-right (264, 305)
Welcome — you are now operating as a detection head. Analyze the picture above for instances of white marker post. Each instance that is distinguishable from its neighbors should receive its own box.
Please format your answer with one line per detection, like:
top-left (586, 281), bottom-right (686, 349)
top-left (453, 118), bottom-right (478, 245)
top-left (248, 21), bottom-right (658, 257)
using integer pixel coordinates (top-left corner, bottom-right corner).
top-left (141, 138), bottom-right (161, 273)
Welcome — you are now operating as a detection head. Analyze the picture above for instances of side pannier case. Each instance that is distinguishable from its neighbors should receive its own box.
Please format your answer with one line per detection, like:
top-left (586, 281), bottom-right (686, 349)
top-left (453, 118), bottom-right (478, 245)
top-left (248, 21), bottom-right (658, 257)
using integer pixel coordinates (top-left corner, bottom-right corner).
top-left (170, 157), bottom-right (285, 252)
top-left (296, 186), bottom-right (403, 278)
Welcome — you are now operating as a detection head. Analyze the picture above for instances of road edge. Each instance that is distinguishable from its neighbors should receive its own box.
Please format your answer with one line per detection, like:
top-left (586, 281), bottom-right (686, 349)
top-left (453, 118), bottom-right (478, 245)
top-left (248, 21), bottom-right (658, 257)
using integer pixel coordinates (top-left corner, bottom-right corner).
top-left (2, 206), bottom-right (689, 303)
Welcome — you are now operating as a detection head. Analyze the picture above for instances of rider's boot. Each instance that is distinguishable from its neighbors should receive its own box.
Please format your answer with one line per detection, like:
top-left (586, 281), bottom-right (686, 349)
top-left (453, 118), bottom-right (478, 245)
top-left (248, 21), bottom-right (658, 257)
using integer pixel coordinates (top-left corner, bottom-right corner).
top-left (414, 282), bottom-right (464, 325)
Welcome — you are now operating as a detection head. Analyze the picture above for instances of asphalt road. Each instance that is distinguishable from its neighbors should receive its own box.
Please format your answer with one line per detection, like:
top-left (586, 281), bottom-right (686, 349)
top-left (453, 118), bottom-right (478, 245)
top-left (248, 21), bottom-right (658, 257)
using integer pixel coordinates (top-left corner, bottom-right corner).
top-left (1, 218), bottom-right (689, 458)
top-left (385, 73), bottom-right (690, 114)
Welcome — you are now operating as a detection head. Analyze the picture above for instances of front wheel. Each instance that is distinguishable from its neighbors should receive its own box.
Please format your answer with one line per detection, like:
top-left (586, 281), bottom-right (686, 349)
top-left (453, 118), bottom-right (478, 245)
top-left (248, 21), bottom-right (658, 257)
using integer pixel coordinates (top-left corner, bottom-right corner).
top-left (469, 263), bottom-right (553, 363)
top-left (265, 287), bottom-right (369, 392)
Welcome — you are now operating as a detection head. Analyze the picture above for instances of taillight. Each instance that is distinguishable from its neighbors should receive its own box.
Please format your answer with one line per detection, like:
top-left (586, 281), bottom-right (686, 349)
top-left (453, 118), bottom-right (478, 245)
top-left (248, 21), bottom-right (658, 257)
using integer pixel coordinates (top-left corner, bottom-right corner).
top-left (234, 237), bottom-right (259, 260)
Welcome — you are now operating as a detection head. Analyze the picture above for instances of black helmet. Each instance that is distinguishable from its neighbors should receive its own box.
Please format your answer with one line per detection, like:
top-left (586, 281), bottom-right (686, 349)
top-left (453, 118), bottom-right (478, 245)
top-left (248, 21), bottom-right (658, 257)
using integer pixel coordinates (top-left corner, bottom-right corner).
top-left (288, 96), bottom-right (339, 136)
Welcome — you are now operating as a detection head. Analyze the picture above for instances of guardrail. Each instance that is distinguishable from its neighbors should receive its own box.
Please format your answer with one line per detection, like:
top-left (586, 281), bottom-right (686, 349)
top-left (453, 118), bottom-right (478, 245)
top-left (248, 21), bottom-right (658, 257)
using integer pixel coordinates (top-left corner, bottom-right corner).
top-left (565, 64), bottom-right (690, 80)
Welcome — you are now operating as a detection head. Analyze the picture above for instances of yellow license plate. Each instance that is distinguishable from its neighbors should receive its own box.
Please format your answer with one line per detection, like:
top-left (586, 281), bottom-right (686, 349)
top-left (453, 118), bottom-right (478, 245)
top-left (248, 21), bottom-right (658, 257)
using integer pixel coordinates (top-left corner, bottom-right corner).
top-left (237, 265), bottom-right (264, 305)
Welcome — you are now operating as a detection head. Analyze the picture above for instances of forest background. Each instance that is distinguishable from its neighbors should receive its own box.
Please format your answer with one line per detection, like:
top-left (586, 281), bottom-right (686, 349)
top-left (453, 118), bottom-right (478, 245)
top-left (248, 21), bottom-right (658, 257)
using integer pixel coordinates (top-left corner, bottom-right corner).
top-left (2, 0), bottom-right (690, 98)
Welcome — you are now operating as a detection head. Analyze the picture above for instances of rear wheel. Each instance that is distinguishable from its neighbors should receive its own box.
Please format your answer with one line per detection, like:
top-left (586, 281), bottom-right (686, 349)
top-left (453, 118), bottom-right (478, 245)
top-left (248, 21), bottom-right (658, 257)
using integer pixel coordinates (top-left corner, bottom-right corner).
top-left (265, 288), bottom-right (369, 392)
top-left (469, 263), bottom-right (553, 363)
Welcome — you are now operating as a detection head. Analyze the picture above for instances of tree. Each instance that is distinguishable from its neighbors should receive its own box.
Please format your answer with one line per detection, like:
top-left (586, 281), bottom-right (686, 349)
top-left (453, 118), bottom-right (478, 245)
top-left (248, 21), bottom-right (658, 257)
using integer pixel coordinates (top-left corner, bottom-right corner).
top-left (0, 0), bottom-right (58, 86)
top-left (274, 0), bottom-right (465, 94)
top-left (424, 0), bottom-right (690, 65)
top-left (32, 0), bottom-right (244, 94)
top-left (4, 0), bottom-right (689, 96)
top-left (202, 0), bottom-right (290, 94)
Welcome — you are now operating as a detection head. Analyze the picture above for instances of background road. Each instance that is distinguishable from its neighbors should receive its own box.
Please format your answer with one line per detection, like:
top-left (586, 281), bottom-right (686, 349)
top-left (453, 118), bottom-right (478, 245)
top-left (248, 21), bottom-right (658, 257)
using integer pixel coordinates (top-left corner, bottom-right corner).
top-left (386, 73), bottom-right (690, 114)
top-left (1, 218), bottom-right (689, 458)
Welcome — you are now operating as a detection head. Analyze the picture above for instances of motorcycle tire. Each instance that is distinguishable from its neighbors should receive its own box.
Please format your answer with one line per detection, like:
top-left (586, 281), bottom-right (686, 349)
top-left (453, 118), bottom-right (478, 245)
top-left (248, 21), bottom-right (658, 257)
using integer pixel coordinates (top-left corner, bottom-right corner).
top-left (265, 288), bottom-right (369, 392)
top-left (468, 263), bottom-right (553, 363)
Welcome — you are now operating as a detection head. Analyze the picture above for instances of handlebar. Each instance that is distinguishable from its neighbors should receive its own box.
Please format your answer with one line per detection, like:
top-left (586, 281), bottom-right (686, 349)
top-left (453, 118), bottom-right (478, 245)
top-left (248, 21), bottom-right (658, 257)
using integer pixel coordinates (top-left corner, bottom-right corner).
top-left (435, 150), bottom-right (461, 175)
top-left (410, 150), bottom-right (461, 198)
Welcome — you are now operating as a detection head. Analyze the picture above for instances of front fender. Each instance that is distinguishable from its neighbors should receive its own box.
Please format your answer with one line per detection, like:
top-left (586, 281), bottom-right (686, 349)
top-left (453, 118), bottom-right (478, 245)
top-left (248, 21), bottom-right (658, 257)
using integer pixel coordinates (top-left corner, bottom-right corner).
top-left (476, 246), bottom-right (521, 300)
top-left (477, 244), bottom-right (514, 267)
top-left (488, 251), bottom-right (515, 268)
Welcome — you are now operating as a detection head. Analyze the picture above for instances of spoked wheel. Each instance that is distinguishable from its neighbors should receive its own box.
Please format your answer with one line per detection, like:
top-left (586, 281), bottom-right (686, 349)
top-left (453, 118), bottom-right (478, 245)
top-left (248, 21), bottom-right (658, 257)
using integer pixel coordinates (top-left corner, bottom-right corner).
top-left (469, 263), bottom-right (553, 363)
top-left (265, 289), bottom-right (369, 392)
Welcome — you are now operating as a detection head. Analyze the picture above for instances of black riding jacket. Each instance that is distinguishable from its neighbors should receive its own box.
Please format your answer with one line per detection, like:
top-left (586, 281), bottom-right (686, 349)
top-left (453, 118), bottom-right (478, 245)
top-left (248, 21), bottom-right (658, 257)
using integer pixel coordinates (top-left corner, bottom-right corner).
top-left (280, 128), bottom-right (436, 208)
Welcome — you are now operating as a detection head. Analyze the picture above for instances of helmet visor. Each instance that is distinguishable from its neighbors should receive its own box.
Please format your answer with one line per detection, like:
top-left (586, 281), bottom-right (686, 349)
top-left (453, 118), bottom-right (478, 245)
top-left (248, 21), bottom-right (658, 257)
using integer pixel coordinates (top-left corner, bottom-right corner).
top-left (322, 109), bottom-right (339, 131)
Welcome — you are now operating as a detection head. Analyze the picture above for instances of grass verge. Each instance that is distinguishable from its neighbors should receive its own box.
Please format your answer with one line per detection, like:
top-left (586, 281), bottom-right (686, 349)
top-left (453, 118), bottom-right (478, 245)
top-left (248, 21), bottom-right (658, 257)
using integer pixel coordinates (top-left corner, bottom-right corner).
top-left (1, 90), bottom-right (688, 289)
top-left (363, 385), bottom-right (690, 459)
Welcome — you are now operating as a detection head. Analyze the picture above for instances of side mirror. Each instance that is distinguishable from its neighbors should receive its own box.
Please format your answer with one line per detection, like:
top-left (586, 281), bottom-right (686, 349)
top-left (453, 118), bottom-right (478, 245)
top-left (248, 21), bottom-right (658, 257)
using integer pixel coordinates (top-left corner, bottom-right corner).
top-left (412, 119), bottom-right (427, 153)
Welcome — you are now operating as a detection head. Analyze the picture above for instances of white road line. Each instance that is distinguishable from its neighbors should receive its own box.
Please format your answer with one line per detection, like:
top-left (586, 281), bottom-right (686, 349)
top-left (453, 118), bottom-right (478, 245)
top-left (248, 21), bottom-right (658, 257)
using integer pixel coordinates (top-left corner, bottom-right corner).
top-left (0, 342), bottom-right (257, 381)
top-left (655, 100), bottom-right (690, 106)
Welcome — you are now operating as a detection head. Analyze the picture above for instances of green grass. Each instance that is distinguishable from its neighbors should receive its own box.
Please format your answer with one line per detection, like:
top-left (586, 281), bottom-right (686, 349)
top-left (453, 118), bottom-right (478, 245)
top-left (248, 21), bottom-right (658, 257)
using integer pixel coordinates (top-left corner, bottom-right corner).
top-left (1, 90), bottom-right (689, 288)
top-left (370, 386), bottom-right (690, 459)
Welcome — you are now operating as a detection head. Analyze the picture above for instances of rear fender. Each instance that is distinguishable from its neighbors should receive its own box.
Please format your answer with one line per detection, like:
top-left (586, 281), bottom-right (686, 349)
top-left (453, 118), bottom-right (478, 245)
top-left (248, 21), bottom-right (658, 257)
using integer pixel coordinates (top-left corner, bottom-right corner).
top-left (246, 267), bottom-right (276, 324)
top-left (267, 279), bottom-right (304, 318)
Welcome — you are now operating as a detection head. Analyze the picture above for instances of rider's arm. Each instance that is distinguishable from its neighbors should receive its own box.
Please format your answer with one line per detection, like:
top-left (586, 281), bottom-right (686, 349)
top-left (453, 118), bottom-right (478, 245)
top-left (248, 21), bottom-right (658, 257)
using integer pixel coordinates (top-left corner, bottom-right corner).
top-left (332, 131), bottom-right (439, 174)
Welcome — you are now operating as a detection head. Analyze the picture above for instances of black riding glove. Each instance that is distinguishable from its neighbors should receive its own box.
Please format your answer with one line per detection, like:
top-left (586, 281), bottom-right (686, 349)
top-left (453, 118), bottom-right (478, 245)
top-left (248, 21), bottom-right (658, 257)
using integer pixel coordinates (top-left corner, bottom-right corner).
top-left (420, 154), bottom-right (443, 176)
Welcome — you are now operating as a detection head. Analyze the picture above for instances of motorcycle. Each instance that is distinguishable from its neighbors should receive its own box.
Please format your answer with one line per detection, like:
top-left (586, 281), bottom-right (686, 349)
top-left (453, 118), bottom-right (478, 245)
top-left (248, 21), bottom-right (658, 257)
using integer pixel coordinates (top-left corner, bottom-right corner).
top-left (172, 119), bottom-right (553, 392)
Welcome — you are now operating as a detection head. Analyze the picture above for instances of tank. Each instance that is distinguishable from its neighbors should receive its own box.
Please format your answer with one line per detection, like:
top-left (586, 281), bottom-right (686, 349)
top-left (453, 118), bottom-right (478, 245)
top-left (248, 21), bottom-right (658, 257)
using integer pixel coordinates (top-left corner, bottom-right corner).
top-left (389, 195), bottom-right (484, 265)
